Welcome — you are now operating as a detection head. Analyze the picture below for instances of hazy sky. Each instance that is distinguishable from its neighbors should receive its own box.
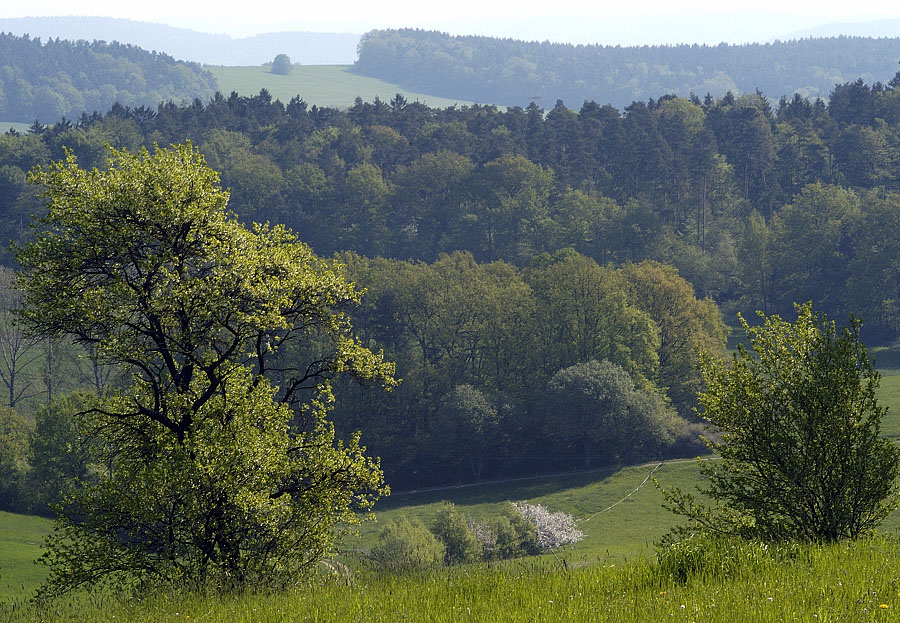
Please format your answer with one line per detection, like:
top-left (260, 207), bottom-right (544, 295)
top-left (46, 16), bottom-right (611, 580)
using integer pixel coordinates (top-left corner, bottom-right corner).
top-left (3, 1), bottom-right (900, 43)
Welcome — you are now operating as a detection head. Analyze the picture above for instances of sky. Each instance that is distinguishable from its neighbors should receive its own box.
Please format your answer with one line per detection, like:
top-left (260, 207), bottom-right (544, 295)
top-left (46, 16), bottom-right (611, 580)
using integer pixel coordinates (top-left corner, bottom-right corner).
top-left (2, 1), bottom-right (900, 44)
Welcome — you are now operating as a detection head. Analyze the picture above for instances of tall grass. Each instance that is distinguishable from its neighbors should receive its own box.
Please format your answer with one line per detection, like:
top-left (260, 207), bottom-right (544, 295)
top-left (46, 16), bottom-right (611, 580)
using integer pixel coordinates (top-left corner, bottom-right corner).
top-left (5, 535), bottom-right (900, 622)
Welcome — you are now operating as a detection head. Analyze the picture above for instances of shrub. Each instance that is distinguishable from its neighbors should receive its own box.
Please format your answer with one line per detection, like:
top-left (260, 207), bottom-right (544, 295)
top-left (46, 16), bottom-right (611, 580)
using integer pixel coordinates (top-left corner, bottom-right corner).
top-left (467, 505), bottom-right (540, 560)
top-left (369, 518), bottom-right (445, 574)
top-left (431, 503), bottom-right (482, 565)
top-left (661, 303), bottom-right (900, 541)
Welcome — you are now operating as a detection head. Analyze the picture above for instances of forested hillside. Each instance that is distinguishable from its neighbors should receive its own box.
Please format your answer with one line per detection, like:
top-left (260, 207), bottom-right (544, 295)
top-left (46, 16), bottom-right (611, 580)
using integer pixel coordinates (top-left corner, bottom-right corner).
top-left (0, 32), bottom-right (218, 122)
top-left (354, 29), bottom-right (900, 108)
top-left (3, 74), bottom-right (900, 491)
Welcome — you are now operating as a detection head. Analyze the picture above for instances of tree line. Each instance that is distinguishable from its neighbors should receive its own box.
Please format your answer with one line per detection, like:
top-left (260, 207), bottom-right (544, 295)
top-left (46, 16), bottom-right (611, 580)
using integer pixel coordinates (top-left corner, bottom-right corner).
top-left (354, 29), bottom-right (900, 109)
top-left (0, 247), bottom-right (725, 503)
top-left (3, 81), bottom-right (900, 339)
top-left (331, 250), bottom-right (726, 487)
top-left (0, 32), bottom-right (217, 122)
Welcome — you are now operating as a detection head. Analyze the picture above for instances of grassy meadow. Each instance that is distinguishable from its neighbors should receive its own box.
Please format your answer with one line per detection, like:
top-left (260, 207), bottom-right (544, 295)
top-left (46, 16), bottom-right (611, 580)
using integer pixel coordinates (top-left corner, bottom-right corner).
top-left (4, 355), bottom-right (900, 618)
top-left (0, 511), bottom-right (52, 600)
top-left (5, 536), bottom-right (900, 622)
top-left (208, 65), bottom-right (473, 110)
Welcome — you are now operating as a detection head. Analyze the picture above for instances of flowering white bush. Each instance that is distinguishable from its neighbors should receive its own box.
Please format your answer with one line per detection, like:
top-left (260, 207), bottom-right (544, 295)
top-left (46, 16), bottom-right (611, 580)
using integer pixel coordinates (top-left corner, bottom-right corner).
top-left (512, 502), bottom-right (585, 550)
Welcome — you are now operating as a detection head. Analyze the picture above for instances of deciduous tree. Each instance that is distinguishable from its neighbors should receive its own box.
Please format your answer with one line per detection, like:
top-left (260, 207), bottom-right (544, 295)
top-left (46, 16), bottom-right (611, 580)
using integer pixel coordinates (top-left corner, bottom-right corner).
top-left (271, 54), bottom-right (293, 75)
top-left (17, 143), bottom-right (394, 596)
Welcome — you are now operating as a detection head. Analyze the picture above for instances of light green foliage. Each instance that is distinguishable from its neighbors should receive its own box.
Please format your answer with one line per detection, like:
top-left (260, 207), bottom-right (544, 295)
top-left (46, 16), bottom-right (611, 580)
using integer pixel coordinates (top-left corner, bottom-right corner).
top-left (738, 209), bottom-right (772, 315)
top-left (465, 502), bottom-right (540, 561)
top-left (470, 154), bottom-right (555, 263)
top-left (768, 184), bottom-right (860, 315)
top-left (368, 518), bottom-right (445, 574)
top-left (662, 303), bottom-right (900, 541)
top-left (497, 502), bottom-right (541, 557)
top-left (526, 250), bottom-right (660, 383)
top-left (16, 143), bottom-right (395, 596)
top-left (618, 261), bottom-right (729, 417)
top-left (550, 188), bottom-right (623, 260)
top-left (431, 503), bottom-right (481, 565)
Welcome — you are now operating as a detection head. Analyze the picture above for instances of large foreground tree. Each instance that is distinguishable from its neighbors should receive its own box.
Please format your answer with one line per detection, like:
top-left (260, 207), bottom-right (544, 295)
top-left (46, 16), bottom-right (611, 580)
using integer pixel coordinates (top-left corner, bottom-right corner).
top-left (662, 303), bottom-right (900, 542)
top-left (17, 143), bottom-right (395, 596)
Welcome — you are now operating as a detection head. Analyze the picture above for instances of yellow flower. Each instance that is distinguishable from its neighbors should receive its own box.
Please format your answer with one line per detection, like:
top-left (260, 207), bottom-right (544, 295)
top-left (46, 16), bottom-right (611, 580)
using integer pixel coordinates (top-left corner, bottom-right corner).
top-left (880, 604), bottom-right (889, 609)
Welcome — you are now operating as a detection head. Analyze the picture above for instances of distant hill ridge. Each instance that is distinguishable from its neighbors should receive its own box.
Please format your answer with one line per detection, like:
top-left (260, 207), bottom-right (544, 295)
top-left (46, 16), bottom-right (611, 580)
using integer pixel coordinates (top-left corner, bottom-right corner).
top-left (783, 18), bottom-right (900, 40)
top-left (0, 16), bottom-right (361, 65)
top-left (353, 28), bottom-right (900, 109)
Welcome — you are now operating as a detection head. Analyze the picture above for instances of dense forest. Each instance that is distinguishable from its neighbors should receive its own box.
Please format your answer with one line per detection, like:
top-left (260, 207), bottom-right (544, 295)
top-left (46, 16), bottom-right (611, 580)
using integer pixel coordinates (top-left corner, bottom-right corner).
top-left (354, 29), bottom-right (900, 108)
top-left (4, 72), bottom-right (900, 496)
top-left (0, 32), bottom-right (218, 122)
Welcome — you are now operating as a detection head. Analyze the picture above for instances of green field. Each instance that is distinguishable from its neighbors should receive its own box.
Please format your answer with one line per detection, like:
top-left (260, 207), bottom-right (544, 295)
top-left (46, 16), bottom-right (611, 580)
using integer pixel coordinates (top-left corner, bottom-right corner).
top-left (6, 456), bottom-right (900, 621)
top-left (1, 122), bottom-right (30, 134)
top-left (355, 460), bottom-right (705, 564)
top-left (0, 511), bottom-right (52, 600)
top-left (208, 65), bottom-right (473, 110)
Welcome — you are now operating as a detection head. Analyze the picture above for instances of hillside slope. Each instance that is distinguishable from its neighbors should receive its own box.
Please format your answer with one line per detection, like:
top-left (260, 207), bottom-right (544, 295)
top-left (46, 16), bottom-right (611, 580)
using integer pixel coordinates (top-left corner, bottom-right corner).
top-left (209, 65), bottom-right (473, 109)
top-left (0, 32), bottom-right (217, 122)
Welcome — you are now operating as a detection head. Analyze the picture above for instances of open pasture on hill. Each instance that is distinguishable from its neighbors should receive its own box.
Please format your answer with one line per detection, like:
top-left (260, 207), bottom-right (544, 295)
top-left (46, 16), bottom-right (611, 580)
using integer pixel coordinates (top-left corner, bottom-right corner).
top-left (208, 65), bottom-right (473, 110)
top-left (0, 461), bottom-right (703, 601)
top-left (1, 122), bottom-right (31, 134)
top-left (354, 460), bottom-right (705, 564)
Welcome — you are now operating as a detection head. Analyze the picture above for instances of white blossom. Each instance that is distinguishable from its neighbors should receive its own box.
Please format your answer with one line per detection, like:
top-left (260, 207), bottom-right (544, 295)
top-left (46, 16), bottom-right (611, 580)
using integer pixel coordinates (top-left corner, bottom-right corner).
top-left (511, 502), bottom-right (585, 550)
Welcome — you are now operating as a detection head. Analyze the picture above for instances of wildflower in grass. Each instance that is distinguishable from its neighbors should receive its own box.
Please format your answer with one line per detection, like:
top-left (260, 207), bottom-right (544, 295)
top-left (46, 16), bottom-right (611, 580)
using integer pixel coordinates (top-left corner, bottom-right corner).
top-left (880, 604), bottom-right (889, 609)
